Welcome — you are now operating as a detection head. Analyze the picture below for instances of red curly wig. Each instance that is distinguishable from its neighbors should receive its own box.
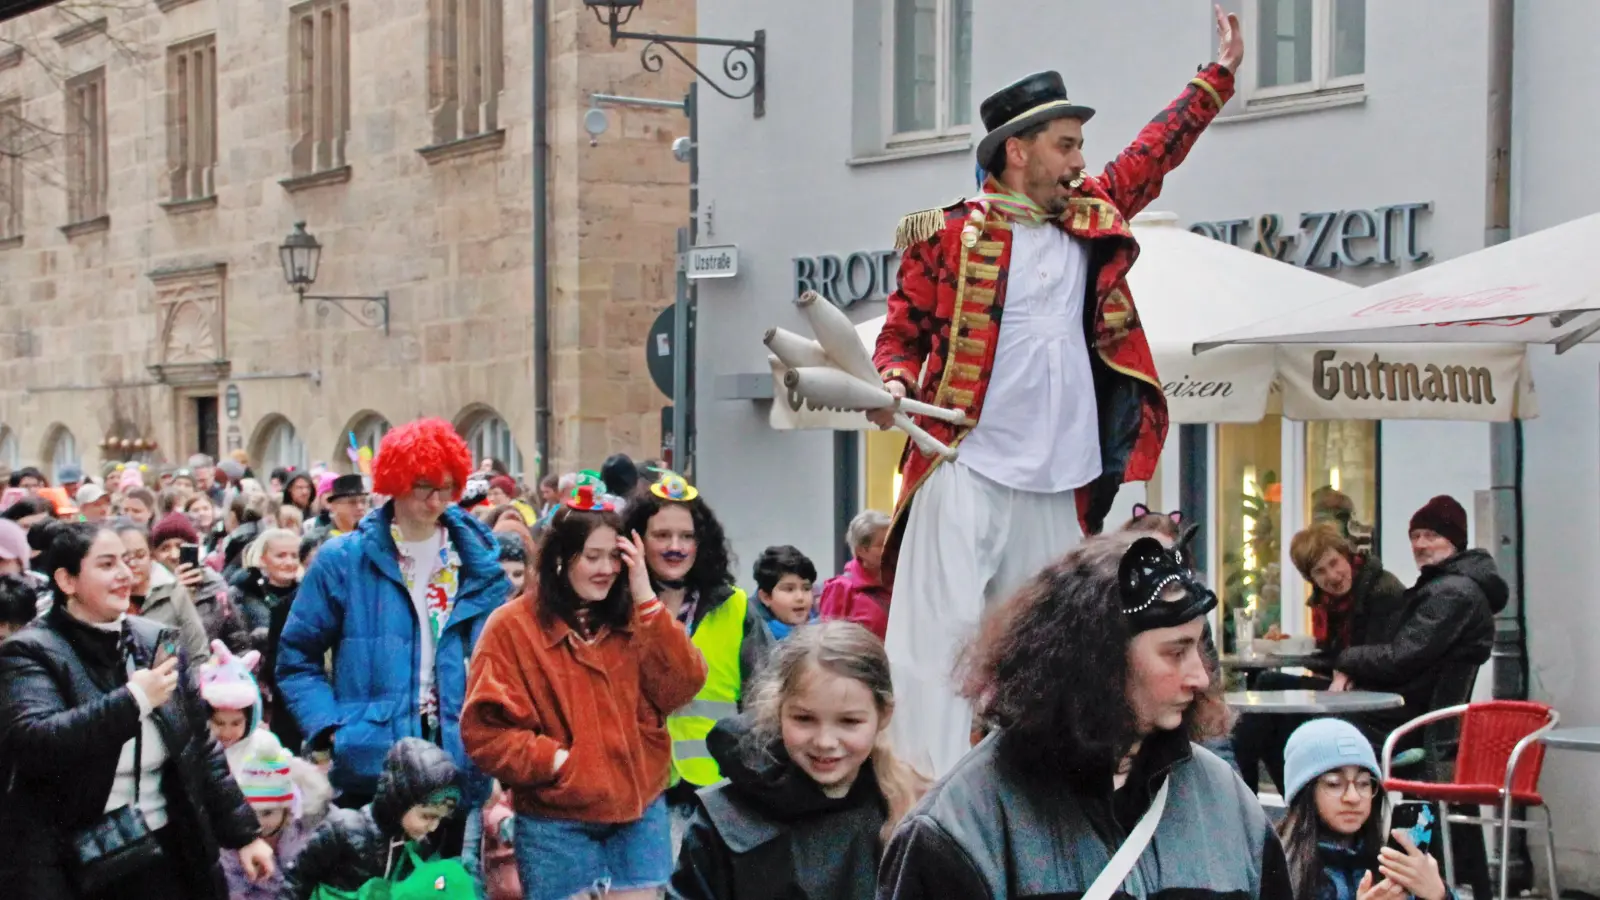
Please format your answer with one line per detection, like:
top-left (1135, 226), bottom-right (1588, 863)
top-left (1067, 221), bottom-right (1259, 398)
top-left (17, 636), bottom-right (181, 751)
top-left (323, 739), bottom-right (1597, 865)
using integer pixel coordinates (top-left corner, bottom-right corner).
top-left (371, 418), bottom-right (473, 500)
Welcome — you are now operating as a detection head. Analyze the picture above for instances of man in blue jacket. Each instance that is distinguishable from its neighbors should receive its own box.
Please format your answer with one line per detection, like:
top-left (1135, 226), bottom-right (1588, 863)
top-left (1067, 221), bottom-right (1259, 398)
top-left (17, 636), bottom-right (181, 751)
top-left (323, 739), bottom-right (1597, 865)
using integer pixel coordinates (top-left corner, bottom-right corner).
top-left (276, 417), bottom-right (511, 818)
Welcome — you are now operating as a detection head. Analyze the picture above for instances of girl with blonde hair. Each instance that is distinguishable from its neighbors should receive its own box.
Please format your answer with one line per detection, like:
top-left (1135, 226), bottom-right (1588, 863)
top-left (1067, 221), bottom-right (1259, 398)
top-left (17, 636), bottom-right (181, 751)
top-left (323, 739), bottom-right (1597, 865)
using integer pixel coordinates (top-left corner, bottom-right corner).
top-left (669, 620), bottom-right (929, 899)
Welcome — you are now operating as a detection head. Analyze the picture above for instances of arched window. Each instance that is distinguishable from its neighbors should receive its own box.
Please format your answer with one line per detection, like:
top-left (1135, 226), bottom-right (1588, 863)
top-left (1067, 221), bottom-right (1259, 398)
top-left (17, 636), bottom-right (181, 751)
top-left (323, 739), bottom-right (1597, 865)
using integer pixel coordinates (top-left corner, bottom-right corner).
top-left (353, 416), bottom-right (390, 452)
top-left (45, 425), bottom-right (78, 481)
top-left (459, 409), bottom-right (524, 477)
top-left (0, 427), bottom-right (18, 470)
top-left (336, 412), bottom-right (391, 473)
top-left (254, 417), bottom-right (308, 474)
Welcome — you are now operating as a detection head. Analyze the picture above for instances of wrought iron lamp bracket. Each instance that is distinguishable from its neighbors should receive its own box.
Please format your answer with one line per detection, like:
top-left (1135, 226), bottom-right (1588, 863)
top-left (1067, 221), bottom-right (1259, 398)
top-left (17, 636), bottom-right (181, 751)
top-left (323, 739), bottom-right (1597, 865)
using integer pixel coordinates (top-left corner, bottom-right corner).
top-left (595, 12), bottom-right (765, 117)
top-left (297, 290), bottom-right (390, 335)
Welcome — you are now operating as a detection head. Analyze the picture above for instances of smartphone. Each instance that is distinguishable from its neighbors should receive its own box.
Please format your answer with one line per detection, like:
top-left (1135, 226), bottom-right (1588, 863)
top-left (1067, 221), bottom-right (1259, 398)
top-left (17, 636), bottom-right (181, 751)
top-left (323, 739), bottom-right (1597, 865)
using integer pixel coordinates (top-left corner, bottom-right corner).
top-left (151, 634), bottom-right (180, 668)
top-left (178, 542), bottom-right (201, 570)
top-left (1388, 801), bottom-right (1436, 856)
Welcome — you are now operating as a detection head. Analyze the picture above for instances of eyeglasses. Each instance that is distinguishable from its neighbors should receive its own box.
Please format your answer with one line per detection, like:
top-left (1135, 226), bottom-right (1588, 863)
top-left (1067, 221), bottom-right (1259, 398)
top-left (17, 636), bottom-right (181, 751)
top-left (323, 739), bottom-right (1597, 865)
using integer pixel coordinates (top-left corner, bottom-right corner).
top-left (411, 483), bottom-right (456, 501)
top-left (1317, 774), bottom-right (1377, 798)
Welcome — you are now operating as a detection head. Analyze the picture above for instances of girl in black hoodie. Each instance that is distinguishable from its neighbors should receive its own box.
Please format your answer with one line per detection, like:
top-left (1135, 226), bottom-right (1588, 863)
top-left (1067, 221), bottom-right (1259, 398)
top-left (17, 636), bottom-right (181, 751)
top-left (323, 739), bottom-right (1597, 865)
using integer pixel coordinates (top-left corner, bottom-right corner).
top-left (669, 621), bottom-right (928, 900)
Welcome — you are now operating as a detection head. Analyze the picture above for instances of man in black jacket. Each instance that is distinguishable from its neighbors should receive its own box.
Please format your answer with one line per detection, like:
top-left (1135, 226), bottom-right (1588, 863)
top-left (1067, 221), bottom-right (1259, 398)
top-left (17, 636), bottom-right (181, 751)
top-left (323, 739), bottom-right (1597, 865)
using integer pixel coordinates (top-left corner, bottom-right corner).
top-left (1331, 494), bottom-right (1505, 743)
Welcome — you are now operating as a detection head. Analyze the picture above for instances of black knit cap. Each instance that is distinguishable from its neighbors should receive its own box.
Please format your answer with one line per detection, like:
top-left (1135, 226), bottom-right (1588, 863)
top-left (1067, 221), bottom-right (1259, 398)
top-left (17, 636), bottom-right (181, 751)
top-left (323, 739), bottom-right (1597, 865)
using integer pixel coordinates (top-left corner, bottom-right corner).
top-left (1409, 495), bottom-right (1468, 551)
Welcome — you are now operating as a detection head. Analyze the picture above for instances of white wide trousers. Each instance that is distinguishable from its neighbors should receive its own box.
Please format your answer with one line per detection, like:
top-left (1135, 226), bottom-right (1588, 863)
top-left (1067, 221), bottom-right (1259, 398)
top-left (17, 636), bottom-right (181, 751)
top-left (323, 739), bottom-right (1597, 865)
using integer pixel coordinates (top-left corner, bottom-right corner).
top-left (884, 461), bottom-right (1084, 777)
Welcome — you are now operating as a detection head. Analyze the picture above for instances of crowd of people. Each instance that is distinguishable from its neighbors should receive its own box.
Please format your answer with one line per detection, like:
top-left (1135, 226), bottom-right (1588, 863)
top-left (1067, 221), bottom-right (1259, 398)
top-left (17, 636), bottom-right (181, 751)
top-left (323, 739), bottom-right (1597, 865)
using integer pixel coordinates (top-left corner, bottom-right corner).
top-left (0, 412), bottom-right (1498, 900)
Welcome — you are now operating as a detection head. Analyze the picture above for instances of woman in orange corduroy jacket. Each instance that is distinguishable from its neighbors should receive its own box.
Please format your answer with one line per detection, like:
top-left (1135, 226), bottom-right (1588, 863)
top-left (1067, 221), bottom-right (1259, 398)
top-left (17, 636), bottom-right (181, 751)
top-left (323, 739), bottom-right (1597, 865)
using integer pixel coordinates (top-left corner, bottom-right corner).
top-left (461, 485), bottom-right (707, 900)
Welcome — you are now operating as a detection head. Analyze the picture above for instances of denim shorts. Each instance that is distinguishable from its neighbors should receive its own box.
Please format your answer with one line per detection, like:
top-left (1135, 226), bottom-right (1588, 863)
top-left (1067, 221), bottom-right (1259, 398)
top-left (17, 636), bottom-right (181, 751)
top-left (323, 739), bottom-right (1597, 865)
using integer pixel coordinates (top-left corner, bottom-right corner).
top-left (513, 796), bottom-right (672, 900)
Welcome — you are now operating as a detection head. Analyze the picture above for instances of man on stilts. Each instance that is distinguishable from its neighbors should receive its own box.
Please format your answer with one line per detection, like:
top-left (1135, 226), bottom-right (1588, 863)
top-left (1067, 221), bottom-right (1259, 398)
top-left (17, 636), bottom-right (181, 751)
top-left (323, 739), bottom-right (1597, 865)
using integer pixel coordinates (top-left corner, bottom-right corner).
top-left (871, 4), bottom-right (1245, 776)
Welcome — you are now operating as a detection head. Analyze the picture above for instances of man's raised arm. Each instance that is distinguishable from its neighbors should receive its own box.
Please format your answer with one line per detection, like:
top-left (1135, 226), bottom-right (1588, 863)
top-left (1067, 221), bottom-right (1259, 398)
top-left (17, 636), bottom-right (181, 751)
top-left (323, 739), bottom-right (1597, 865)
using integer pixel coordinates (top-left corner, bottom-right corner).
top-left (1098, 4), bottom-right (1243, 218)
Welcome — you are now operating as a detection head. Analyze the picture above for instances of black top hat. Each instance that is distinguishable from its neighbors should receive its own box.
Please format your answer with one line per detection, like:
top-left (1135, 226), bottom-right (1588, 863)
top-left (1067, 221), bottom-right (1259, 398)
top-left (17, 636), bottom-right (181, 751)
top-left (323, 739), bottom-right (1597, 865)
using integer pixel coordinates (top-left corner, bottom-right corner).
top-left (328, 473), bottom-right (367, 501)
top-left (976, 71), bottom-right (1095, 173)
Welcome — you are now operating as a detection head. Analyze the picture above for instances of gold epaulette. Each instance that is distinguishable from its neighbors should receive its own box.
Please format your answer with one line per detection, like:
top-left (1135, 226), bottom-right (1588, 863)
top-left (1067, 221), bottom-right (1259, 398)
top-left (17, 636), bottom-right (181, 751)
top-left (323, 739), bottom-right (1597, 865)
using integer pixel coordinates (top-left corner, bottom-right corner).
top-left (894, 198), bottom-right (966, 250)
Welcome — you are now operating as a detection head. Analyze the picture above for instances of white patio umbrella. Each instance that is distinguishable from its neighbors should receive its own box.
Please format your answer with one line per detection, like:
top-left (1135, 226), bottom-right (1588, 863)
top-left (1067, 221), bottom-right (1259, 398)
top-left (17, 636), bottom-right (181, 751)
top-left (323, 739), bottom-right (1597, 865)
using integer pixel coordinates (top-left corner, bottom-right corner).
top-left (770, 212), bottom-right (1535, 430)
top-left (1197, 210), bottom-right (1600, 352)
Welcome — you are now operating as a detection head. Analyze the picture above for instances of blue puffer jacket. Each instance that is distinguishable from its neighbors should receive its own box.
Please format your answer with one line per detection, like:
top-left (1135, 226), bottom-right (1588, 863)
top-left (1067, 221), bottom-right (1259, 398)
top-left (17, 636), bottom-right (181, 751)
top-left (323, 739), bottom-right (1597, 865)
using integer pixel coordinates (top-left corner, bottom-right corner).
top-left (276, 503), bottom-right (511, 804)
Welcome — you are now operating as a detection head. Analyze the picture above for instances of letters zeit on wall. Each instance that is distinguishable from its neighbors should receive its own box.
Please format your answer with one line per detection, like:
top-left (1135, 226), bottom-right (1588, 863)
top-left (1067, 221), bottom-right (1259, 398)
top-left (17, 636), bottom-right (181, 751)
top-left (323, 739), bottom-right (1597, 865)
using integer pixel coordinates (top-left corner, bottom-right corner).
top-left (1190, 203), bottom-right (1431, 270)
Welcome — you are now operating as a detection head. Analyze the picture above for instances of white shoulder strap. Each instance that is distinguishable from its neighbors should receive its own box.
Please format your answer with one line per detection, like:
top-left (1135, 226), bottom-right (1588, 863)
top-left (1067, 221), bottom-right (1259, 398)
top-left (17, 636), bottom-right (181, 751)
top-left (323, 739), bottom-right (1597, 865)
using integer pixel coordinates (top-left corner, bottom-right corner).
top-left (1082, 775), bottom-right (1170, 900)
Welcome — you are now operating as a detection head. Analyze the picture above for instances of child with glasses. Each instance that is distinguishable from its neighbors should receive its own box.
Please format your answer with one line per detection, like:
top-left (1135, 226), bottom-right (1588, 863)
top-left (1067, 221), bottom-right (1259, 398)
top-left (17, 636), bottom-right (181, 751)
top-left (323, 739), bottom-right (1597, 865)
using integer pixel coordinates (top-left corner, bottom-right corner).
top-left (1278, 719), bottom-right (1452, 900)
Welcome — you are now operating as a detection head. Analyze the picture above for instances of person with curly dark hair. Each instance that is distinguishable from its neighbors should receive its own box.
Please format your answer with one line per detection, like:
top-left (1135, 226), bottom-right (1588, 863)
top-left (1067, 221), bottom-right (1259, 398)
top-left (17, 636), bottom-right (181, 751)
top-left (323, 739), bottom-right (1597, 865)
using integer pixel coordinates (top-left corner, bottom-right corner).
top-left (879, 531), bottom-right (1293, 900)
top-left (623, 471), bottom-right (773, 850)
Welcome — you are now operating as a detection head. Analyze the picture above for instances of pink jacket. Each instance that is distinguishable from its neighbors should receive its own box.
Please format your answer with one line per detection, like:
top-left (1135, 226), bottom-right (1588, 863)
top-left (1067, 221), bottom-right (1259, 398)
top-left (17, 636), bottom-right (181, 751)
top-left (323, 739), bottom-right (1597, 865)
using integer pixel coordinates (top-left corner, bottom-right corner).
top-left (818, 560), bottom-right (891, 641)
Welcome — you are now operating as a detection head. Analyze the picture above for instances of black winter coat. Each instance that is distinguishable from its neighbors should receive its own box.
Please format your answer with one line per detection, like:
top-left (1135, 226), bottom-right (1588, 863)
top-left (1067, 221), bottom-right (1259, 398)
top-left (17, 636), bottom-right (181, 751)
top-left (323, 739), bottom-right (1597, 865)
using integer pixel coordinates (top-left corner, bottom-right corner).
top-left (1336, 549), bottom-right (1507, 733)
top-left (0, 607), bottom-right (260, 900)
top-left (280, 737), bottom-right (459, 900)
top-left (668, 718), bottom-right (885, 900)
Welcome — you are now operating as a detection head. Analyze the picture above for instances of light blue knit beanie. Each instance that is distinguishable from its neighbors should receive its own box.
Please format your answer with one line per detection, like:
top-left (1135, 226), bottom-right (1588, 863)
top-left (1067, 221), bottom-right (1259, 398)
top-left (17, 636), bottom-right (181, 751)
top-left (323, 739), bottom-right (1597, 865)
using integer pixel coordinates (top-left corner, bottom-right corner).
top-left (1282, 718), bottom-right (1382, 803)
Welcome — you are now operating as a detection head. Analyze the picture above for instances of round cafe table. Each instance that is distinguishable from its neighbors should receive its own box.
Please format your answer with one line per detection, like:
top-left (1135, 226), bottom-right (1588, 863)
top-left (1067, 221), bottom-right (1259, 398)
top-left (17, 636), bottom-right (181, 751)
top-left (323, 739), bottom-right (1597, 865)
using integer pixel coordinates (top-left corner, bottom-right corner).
top-left (1224, 689), bottom-right (1405, 715)
top-left (1541, 726), bottom-right (1600, 753)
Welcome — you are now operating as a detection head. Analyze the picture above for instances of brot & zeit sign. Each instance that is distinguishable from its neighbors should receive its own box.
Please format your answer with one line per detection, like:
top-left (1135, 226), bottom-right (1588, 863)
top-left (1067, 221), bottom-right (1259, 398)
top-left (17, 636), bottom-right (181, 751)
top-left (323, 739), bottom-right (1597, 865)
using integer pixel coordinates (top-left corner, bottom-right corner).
top-left (1189, 202), bottom-right (1431, 270)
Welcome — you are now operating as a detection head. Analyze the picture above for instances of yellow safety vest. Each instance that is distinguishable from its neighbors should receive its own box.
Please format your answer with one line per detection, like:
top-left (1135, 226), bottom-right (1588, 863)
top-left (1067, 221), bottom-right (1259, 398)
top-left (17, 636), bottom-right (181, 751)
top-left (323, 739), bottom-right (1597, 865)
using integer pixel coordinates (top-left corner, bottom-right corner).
top-left (667, 587), bottom-right (748, 786)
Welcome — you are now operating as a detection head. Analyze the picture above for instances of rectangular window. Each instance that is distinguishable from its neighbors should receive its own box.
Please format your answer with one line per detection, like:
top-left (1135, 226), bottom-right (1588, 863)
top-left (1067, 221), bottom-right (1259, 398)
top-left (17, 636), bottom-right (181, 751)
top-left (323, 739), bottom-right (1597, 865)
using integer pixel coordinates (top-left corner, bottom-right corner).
top-left (288, 0), bottom-right (350, 175)
top-left (65, 67), bottom-right (107, 223)
top-left (428, 0), bottom-right (504, 144)
top-left (167, 35), bottom-right (218, 202)
top-left (0, 98), bottom-right (22, 238)
top-left (889, 0), bottom-right (972, 141)
top-left (1250, 0), bottom-right (1364, 102)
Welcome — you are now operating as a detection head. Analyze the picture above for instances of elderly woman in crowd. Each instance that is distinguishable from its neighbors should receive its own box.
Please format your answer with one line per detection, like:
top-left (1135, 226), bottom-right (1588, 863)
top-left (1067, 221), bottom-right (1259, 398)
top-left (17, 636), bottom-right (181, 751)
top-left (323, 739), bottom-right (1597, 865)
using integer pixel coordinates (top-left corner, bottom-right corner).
top-left (818, 509), bottom-right (892, 640)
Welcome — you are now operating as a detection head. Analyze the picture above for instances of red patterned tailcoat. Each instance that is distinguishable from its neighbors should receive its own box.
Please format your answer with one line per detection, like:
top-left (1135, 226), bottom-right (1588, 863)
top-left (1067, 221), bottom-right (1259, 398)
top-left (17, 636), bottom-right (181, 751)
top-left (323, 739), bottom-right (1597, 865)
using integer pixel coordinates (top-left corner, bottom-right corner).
top-left (874, 64), bottom-right (1236, 582)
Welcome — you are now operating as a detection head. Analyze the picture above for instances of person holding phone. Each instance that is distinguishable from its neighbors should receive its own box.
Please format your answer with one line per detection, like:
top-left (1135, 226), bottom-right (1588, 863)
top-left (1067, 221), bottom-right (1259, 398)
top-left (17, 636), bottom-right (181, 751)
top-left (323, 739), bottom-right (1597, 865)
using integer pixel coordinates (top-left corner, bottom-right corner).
top-left (1277, 719), bottom-right (1451, 900)
top-left (0, 522), bottom-right (275, 899)
top-left (151, 512), bottom-right (247, 653)
top-left (116, 520), bottom-right (212, 666)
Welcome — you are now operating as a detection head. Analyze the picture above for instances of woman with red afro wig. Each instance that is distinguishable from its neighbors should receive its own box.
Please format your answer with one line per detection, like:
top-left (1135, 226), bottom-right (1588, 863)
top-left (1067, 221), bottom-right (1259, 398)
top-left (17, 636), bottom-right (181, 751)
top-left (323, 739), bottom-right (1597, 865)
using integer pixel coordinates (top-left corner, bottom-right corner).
top-left (371, 417), bottom-right (474, 500)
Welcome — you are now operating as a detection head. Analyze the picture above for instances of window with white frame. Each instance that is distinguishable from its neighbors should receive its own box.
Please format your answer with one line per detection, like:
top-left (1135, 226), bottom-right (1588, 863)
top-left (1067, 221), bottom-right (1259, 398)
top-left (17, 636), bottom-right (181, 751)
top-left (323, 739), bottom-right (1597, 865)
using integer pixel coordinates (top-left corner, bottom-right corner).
top-left (0, 427), bottom-right (19, 470)
top-left (889, 0), bottom-right (972, 141)
top-left (1251, 0), bottom-right (1364, 100)
top-left (48, 427), bottom-right (78, 480)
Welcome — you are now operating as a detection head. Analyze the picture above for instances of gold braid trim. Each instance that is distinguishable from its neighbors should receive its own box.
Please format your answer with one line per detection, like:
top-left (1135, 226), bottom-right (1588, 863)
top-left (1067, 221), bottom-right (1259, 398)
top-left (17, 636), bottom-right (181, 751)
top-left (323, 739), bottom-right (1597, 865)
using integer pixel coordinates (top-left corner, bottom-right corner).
top-left (1189, 76), bottom-right (1223, 109)
top-left (894, 208), bottom-right (947, 250)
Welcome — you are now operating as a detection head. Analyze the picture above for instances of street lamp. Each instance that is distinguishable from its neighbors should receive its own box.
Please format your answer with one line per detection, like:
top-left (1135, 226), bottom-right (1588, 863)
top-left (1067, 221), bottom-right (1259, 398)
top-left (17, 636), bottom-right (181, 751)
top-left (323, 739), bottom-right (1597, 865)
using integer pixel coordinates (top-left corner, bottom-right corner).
top-left (278, 221), bottom-right (391, 335)
top-left (582, 0), bottom-right (766, 117)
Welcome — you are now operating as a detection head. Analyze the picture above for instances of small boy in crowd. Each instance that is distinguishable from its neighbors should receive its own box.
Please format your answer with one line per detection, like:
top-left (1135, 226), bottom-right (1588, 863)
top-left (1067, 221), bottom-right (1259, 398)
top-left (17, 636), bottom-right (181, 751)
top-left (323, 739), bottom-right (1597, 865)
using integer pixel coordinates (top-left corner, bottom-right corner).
top-left (283, 738), bottom-right (472, 898)
top-left (752, 545), bottom-right (817, 641)
top-left (0, 573), bottom-right (36, 640)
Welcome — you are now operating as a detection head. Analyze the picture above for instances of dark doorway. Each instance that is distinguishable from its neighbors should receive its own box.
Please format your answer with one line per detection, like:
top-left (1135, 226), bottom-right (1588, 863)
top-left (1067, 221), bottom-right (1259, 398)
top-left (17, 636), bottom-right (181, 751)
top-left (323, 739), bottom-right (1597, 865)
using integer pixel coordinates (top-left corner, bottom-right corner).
top-left (193, 395), bottom-right (219, 459)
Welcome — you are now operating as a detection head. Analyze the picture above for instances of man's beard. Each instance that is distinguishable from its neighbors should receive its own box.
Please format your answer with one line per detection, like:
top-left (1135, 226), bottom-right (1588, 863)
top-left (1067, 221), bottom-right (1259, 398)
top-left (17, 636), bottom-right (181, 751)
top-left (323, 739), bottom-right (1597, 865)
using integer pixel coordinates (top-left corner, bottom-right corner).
top-left (1027, 167), bottom-right (1070, 216)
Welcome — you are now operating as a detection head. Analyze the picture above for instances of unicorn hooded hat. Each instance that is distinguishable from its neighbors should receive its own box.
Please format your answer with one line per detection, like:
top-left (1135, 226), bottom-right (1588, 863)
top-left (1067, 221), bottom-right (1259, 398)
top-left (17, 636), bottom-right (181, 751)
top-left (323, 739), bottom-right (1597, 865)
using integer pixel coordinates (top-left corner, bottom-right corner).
top-left (197, 639), bottom-right (274, 770)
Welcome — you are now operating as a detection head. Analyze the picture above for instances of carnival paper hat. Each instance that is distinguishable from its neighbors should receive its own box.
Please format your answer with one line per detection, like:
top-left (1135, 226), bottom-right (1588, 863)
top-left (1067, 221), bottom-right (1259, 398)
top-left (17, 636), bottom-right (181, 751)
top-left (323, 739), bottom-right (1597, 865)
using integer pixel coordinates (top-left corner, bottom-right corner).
top-left (564, 484), bottom-right (614, 512)
top-left (976, 71), bottom-right (1095, 172)
top-left (649, 470), bottom-right (699, 503)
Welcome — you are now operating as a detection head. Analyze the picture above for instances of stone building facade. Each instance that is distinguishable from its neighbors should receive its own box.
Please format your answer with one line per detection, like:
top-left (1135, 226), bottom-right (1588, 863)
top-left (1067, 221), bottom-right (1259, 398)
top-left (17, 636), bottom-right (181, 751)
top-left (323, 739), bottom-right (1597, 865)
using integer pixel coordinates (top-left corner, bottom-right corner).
top-left (0, 0), bottom-right (690, 480)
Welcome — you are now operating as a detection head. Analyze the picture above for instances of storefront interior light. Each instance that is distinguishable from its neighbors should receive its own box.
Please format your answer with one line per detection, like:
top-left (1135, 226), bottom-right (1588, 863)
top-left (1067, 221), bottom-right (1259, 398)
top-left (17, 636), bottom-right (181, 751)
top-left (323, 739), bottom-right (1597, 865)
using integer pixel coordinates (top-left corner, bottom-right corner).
top-left (1329, 466), bottom-right (1341, 492)
top-left (1241, 466), bottom-right (1258, 614)
top-left (892, 471), bottom-right (903, 504)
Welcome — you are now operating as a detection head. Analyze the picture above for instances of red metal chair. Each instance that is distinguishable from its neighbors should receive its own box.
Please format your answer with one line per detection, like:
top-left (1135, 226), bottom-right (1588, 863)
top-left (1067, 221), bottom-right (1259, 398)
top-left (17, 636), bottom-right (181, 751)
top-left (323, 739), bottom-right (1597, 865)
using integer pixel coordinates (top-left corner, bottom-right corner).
top-left (1380, 700), bottom-right (1561, 900)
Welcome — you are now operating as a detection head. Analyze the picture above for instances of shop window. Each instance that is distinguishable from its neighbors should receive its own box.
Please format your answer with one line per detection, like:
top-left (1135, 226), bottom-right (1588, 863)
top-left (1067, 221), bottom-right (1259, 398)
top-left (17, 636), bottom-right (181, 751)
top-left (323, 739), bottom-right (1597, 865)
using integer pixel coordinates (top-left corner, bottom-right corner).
top-left (0, 427), bottom-right (16, 469)
top-left (889, 0), bottom-right (972, 141)
top-left (46, 426), bottom-right (79, 480)
top-left (863, 428), bottom-right (907, 517)
top-left (1216, 415), bottom-right (1283, 650)
top-left (1305, 420), bottom-right (1378, 550)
